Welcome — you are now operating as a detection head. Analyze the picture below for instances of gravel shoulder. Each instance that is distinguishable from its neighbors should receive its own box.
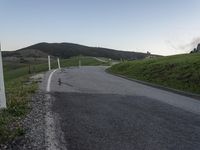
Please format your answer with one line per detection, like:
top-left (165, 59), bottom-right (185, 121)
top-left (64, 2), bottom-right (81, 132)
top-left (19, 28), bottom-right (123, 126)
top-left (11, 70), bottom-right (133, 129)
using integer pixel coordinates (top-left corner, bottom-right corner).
top-left (0, 73), bottom-right (48, 150)
top-left (0, 91), bottom-right (47, 150)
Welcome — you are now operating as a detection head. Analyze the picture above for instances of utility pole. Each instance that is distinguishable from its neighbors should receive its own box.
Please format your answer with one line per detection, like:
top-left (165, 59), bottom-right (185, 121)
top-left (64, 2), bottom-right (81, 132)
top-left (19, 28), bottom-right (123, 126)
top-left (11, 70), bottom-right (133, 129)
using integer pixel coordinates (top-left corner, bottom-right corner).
top-left (0, 43), bottom-right (6, 108)
top-left (57, 58), bottom-right (61, 69)
top-left (48, 55), bottom-right (51, 71)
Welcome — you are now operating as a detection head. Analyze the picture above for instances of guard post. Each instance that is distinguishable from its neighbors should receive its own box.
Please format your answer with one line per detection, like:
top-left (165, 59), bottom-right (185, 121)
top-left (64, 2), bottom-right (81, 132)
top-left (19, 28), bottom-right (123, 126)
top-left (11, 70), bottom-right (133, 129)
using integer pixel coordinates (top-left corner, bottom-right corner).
top-left (0, 43), bottom-right (7, 108)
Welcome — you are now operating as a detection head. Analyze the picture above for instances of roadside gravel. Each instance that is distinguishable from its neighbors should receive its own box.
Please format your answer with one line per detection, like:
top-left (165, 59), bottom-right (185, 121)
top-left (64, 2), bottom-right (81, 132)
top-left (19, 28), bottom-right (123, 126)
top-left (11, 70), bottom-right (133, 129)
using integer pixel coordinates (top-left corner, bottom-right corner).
top-left (0, 70), bottom-right (66, 150)
top-left (1, 92), bottom-right (47, 150)
top-left (0, 73), bottom-right (47, 150)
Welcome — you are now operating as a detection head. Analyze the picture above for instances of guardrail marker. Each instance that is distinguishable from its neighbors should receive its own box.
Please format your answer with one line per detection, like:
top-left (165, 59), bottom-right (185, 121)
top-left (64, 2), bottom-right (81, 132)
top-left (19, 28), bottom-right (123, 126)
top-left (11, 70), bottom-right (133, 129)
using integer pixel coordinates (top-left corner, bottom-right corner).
top-left (57, 58), bottom-right (61, 69)
top-left (0, 43), bottom-right (6, 108)
top-left (48, 55), bottom-right (51, 71)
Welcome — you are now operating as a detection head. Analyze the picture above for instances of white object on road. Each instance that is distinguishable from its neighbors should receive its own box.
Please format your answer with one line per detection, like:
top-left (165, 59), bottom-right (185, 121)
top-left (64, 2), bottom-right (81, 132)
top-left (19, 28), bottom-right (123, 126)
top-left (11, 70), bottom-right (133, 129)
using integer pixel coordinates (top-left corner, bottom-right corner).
top-left (0, 43), bottom-right (6, 108)
top-left (46, 69), bottom-right (57, 92)
top-left (57, 58), bottom-right (61, 69)
top-left (48, 55), bottom-right (51, 71)
top-left (45, 69), bottom-right (67, 150)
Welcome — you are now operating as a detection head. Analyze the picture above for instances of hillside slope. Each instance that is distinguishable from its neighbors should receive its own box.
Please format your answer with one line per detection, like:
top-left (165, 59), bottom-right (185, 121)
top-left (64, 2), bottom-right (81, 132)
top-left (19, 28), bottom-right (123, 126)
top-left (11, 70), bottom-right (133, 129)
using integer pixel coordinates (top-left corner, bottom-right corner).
top-left (2, 42), bottom-right (150, 60)
top-left (108, 53), bottom-right (200, 94)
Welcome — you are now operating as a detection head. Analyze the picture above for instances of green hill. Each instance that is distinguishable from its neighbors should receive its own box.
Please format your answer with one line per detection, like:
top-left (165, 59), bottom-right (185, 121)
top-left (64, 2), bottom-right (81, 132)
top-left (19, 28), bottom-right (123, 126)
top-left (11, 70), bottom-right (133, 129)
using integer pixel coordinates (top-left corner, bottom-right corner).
top-left (108, 53), bottom-right (200, 94)
top-left (2, 42), bottom-right (151, 60)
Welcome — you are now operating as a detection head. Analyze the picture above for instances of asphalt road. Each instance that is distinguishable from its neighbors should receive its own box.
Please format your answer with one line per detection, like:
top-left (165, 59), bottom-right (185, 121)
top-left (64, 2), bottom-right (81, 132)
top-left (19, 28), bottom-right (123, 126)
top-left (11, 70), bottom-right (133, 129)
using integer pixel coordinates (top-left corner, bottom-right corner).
top-left (43, 66), bottom-right (200, 150)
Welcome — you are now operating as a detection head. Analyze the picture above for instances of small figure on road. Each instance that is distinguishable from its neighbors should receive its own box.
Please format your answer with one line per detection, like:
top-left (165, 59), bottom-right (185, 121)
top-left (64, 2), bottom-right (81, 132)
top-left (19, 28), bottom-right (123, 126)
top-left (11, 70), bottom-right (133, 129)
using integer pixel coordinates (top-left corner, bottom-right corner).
top-left (58, 78), bottom-right (61, 86)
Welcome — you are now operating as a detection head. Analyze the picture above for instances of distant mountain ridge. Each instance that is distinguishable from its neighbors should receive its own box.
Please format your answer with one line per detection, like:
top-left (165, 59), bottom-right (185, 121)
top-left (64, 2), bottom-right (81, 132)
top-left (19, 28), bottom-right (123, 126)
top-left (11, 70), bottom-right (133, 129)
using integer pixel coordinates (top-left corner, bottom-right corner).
top-left (2, 42), bottom-right (151, 60)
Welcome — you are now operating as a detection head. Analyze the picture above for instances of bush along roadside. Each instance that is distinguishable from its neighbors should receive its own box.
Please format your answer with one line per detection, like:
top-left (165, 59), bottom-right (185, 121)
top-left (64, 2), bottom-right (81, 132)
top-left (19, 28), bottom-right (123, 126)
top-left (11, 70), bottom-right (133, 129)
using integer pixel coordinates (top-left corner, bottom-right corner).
top-left (0, 76), bottom-right (38, 147)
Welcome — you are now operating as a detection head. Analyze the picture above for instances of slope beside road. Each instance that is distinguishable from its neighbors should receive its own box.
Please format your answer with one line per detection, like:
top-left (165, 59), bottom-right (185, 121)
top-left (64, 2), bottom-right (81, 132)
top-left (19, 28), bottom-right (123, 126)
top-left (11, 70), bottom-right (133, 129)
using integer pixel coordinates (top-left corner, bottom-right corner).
top-left (42, 66), bottom-right (200, 150)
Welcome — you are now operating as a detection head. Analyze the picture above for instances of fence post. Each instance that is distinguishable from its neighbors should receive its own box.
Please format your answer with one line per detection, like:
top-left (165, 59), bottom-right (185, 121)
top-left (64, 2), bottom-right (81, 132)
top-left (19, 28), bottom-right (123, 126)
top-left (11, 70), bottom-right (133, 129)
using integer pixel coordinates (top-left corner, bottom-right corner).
top-left (48, 55), bottom-right (51, 71)
top-left (57, 58), bottom-right (61, 69)
top-left (0, 43), bottom-right (7, 108)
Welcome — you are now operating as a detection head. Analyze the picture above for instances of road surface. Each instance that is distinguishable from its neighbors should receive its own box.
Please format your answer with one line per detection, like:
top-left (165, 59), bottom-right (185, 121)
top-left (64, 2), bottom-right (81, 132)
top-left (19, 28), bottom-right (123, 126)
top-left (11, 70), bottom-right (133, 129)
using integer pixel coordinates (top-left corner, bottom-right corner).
top-left (42, 66), bottom-right (200, 150)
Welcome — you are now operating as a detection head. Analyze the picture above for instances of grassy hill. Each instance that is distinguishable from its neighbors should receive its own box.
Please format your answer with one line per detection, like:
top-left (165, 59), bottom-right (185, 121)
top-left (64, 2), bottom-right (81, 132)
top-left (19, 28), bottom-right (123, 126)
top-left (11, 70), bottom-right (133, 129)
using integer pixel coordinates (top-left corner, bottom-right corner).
top-left (2, 42), bottom-right (151, 60)
top-left (108, 53), bottom-right (200, 94)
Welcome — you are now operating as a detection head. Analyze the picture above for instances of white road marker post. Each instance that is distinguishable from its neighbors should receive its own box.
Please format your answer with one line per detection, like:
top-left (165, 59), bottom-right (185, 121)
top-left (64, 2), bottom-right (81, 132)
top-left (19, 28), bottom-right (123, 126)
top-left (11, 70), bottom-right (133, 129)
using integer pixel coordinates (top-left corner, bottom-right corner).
top-left (0, 43), bottom-right (6, 108)
top-left (57, 58), bottom-right (61, 69)
top-left (48, 55), bottom-right (51, 71)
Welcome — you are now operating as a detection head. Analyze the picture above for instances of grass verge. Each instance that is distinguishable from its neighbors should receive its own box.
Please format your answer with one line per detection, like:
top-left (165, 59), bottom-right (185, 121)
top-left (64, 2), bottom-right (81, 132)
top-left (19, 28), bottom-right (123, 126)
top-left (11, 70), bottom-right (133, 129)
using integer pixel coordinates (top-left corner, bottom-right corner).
top-left (108, 53), bottom-right (200, 94)
top-left (0, 77), bottom-right (37, 144)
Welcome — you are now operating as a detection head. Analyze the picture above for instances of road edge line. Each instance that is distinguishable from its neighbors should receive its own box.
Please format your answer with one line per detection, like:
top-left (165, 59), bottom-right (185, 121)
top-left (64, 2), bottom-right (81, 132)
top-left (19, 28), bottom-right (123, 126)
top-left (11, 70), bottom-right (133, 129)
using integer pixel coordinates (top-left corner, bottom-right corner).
top-left (45, 69), bottom-right (68, 150)
top-left (46, 69), bottom-right (57, 92)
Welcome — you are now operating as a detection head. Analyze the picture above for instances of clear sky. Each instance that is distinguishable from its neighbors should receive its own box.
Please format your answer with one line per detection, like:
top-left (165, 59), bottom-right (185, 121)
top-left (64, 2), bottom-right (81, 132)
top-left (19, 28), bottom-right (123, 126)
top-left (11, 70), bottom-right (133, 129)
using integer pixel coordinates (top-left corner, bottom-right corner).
top-left (0, 0), bottom-right (200, 55)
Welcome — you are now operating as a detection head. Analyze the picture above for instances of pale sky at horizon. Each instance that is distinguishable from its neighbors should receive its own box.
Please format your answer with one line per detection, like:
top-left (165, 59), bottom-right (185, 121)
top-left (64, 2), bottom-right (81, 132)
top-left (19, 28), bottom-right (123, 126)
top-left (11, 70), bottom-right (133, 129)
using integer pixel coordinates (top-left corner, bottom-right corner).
top-left (0, 0), bottom-right (200, 55)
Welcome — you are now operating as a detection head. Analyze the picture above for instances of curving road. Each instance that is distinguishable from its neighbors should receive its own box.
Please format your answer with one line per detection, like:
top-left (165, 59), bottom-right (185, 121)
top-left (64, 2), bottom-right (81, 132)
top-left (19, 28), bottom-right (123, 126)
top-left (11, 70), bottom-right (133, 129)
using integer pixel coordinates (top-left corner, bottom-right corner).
top-left (43, 66), bottom-right (200, 150)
